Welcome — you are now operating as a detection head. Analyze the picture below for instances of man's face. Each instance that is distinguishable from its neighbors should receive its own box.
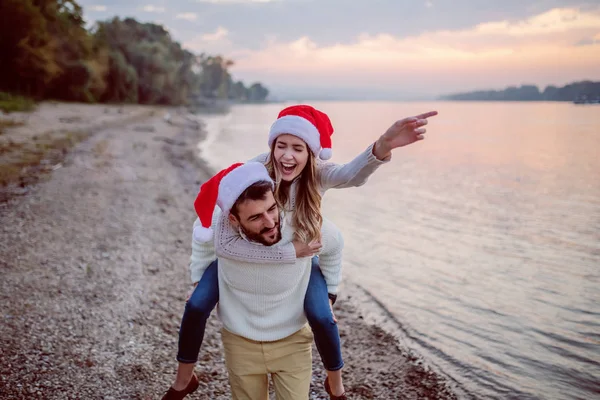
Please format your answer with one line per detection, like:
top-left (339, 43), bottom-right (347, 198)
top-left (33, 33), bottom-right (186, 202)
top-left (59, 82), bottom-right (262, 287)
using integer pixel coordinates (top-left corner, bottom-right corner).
top-left (229, 191), bottom-right (281, 246)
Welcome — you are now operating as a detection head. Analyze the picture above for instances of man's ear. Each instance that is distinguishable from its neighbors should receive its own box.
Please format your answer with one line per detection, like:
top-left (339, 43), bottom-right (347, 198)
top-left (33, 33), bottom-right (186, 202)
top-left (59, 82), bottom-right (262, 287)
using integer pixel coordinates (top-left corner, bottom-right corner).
top-left (228, 213), bottom-right (240, 229)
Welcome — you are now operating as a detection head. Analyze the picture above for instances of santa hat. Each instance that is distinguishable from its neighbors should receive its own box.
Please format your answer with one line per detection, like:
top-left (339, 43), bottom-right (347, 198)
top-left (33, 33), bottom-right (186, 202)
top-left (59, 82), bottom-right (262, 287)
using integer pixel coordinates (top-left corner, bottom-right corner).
top-left (193, 162), bottom-right (274, 242)
top-left (268, 105), bottom-right (334, 160)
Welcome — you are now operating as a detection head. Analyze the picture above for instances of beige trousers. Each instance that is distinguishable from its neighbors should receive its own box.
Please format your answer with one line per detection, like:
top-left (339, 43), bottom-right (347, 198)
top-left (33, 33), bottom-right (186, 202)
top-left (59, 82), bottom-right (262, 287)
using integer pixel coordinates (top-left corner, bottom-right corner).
top-left (221, 325), bottom-right (313, 400)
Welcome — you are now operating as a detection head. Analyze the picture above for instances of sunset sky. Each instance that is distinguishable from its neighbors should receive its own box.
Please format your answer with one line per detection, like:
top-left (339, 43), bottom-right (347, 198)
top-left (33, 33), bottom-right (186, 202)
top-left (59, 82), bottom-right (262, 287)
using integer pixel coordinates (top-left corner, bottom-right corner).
top-left (79, 0), bottom-right (600, 99)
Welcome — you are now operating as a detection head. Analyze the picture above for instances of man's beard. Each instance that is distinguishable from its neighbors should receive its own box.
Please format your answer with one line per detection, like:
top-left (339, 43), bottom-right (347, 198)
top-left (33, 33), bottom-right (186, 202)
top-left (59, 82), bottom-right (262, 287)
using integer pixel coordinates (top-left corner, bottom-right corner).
top-left (240, 222), bottom-right (282, 246)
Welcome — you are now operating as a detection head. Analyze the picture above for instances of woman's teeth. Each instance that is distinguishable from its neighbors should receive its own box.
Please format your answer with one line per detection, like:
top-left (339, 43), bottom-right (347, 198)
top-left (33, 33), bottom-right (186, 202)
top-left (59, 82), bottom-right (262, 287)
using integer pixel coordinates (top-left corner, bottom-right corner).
top-left (281, 163), bottom-right (295, 174)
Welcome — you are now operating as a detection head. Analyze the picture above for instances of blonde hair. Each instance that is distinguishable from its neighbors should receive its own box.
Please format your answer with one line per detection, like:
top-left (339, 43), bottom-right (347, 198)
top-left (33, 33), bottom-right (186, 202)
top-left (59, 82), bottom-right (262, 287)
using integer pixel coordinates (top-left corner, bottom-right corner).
top-left (265, 141), bottom-right (322, 243)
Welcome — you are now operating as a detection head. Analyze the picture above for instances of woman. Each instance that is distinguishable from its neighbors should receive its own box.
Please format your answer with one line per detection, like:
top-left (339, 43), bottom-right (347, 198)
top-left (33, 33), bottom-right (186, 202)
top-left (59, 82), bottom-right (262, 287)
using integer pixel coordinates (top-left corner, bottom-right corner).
top-left (164, 105), bottom-right (437, 400)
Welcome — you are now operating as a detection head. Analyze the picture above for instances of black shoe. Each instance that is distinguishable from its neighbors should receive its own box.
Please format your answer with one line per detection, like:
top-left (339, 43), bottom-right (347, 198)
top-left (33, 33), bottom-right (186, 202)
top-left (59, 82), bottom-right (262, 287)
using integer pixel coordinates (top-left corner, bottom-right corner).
top-left (161, 374), bottom-right (199, 400)
top-left (325, 377), bottom-right (348, 400)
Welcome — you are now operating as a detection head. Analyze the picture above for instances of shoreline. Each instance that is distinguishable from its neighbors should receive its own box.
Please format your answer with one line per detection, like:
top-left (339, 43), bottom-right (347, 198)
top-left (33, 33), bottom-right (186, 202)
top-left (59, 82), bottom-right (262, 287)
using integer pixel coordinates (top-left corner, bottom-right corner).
top-left (0, 103), bottom-right (458, 399)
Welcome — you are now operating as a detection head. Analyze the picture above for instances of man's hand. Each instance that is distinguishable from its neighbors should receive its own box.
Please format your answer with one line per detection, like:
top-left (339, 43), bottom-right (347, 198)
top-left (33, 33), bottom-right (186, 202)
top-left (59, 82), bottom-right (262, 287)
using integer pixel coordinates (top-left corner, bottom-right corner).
top-left (293, 240), bottom-right (322, 258)
top-left (186, 282), bottom-right (198, 301)
top-left (329, 298), bottom-right (337, 323)
top-left (373, 110), bottom-right (438, 159)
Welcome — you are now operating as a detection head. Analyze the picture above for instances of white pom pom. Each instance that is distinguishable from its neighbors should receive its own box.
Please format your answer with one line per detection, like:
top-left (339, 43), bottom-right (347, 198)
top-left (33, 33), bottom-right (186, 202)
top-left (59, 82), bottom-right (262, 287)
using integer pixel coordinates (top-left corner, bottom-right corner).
top-left (319, 148), bottom-right (332, 160)
top-left (193, 226), bottom-right (214, 242)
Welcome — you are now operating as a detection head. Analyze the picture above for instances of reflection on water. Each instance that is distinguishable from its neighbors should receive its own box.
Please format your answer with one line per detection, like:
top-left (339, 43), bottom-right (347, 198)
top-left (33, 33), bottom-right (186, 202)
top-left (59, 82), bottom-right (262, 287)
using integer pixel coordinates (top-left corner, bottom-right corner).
top-left (199, 101), bottom-right (600, 400)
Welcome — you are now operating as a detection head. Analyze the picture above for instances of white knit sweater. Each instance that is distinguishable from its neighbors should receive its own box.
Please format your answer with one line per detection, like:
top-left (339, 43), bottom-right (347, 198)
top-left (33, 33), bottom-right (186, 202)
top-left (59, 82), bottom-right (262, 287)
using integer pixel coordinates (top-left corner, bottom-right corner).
top-left (189, 211), bottom-right (344, 342)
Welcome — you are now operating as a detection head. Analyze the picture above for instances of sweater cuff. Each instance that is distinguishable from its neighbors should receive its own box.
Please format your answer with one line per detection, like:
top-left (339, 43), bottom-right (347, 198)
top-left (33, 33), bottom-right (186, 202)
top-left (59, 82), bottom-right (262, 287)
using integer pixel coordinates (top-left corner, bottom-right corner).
top-left (190, 270), bottom-right (203, 284)
top-left (367, 142), bottom-right (392, 163)
top-left (327, 284), bottom-right (339, 295)
top-left (280, 242), bottom-right (297, 263)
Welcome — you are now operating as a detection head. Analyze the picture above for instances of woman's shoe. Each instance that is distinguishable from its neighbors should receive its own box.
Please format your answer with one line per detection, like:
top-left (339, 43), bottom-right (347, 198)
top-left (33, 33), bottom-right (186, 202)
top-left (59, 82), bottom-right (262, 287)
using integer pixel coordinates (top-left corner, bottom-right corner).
top-left (161, 374), bottom-right (199, 400)
top-left (324, 377), bottom-right (348, 400)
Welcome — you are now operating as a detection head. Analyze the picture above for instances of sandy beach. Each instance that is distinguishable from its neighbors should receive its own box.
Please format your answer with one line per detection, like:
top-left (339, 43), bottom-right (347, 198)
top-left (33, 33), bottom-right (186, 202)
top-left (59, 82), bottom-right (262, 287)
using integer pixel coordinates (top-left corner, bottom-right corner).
top-left (0, 103), bottom-right (458, 399)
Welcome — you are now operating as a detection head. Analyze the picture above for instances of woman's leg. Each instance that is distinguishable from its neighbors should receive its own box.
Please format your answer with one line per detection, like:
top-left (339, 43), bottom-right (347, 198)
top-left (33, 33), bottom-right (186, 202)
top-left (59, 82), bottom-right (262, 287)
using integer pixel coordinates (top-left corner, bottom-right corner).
top-left (172, 260), bottom-right (219, 390)
top-left (304, 256), bottom-right (345, 397)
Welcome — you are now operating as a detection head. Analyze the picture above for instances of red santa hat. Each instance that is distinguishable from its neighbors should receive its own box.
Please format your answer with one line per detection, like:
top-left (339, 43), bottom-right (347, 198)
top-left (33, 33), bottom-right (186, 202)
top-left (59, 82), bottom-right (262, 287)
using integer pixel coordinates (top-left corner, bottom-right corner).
top-left (268, 105), bottom-right (334, 160)
top-left (193, 162), bottom-right (274, 242)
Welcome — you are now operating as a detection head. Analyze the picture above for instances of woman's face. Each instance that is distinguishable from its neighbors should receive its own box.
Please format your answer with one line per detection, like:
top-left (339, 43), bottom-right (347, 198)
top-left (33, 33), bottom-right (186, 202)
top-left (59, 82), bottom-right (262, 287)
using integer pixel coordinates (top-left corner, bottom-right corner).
top-left (272, 134), bottom-right (310, 182)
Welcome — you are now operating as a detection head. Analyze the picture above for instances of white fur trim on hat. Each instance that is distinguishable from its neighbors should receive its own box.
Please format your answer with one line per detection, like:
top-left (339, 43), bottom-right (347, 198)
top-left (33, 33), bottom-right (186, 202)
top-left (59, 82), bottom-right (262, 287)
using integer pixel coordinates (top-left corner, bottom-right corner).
top-left (217, 162), bottom-right (274, 213)
top-left (193, 226), bottom-right (214, 242)
top-left (319, 148), bottom-right (332, 160)
top-left (268, 115), bottom-right (321, 156)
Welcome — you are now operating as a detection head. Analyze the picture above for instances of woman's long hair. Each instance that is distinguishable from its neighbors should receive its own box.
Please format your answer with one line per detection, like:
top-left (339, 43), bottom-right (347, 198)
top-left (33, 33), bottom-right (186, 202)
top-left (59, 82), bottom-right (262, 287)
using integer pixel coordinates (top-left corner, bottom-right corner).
top-left (265, 141), bottom-right (322, 243)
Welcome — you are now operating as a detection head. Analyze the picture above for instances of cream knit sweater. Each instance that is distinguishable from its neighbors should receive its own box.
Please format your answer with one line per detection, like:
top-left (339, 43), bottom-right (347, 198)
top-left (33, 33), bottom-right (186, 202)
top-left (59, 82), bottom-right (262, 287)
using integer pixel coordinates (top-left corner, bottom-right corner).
top-left (189, 211), bottom-right (344, 342)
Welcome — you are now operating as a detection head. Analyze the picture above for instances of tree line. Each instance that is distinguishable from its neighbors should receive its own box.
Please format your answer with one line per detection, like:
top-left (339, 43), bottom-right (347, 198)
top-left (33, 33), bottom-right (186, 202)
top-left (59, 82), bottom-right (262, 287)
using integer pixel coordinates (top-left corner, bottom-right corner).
top-left (439, 81), bottom-right (600, 102)
top-left (0, 0), bottom-right (269, 106)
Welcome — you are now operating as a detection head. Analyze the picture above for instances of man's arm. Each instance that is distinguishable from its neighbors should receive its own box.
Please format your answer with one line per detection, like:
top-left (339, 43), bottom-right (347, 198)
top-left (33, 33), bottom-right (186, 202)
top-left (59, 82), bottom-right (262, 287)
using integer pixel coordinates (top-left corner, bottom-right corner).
top-left (214, 212), bottom-right (298, 264)
top-left (318, 218), bottom-right (345, 295)
top-left (189, 218), bottom-right (218, 284)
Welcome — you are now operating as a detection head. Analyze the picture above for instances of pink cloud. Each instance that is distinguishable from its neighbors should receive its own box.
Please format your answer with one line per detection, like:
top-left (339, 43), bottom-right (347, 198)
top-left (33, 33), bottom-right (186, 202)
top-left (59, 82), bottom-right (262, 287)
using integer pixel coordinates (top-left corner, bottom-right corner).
top-left (229, 8), bottom-right (600, 94)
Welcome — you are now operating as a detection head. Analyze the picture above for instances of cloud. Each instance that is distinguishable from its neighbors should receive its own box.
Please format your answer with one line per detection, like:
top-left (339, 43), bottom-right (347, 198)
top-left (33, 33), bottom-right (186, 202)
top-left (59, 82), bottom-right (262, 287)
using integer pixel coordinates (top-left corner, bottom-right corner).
top-left (77, 0), bottom-right (598, 51)
top-left (229, 7), bottom-right (600, 95)
top-left (576, 38), bottom-right (595, 45)
top-left (89, 5), bottom-right (107, 11)
top-left (74, 0), bottom-right (600, 96)
top-left (196, 0), bottom-right (277, 3)
top-left (141, 5), bottom-right (166, 12)
top-left (176, 12), bottom-right (198, 21)
top-left (575, 32), bottom-right (600, 46)
top-left (474, 8), bottom-right (600, 36)
top-left (202, 26), bottom-right (229, 41)
top-left (183, 27), bottom-right (232, 53)
top-left (183, 0), bottom-right (597, 49)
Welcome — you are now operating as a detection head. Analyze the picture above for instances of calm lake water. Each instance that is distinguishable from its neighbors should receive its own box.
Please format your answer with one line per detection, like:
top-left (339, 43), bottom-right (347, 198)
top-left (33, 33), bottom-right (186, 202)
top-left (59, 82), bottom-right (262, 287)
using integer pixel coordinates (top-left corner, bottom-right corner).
top-left (197, 101), bottom-right (600, 400)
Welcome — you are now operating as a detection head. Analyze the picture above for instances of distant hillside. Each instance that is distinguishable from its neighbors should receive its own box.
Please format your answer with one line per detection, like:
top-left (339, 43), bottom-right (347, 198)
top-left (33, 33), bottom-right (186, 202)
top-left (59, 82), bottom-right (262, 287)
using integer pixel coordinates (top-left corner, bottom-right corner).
top-left (439, 81), bottom-right (600, 102)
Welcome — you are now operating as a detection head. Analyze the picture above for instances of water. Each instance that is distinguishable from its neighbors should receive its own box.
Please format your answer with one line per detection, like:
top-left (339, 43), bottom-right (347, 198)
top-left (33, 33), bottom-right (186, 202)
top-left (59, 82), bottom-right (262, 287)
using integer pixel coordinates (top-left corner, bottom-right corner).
top-left (197, 102), bottom-right (600, 400)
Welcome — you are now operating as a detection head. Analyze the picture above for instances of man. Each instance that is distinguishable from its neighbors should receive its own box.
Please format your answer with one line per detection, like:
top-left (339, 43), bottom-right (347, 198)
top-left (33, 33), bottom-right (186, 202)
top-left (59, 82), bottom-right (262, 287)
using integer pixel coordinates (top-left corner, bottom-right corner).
top-left (165, 161), bottom-right (343, 400)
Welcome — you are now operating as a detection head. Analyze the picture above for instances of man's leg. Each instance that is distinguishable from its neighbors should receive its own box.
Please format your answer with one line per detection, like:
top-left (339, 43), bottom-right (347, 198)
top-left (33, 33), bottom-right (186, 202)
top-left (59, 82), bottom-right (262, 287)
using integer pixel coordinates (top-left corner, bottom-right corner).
top-left (267, 325), bottom-right (313, 400)
top-left (172, 260), bottom-right (219, 390)
top-left (221, 328), bottom-right (269, 400)
top-left (304, 257), bottom-right (345, 396)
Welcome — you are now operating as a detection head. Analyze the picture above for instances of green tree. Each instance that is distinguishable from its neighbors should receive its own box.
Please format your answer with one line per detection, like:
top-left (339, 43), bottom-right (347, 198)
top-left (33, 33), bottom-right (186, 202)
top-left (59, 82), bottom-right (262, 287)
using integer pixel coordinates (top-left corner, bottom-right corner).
top-left (0, 0), bottom-right (61, 97)
top-left (198, 55), bottom-right (234, 98)
top-left (228, 80), bottom-right (247, 101)
top-left (247, 83), bottom-right (269, 102)
top-left (94, 18), bottom-right (205, 104)
top-left (99, 50), bottom-right (138, 103)
top-left (42, 0), bottom-right (98, 101)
